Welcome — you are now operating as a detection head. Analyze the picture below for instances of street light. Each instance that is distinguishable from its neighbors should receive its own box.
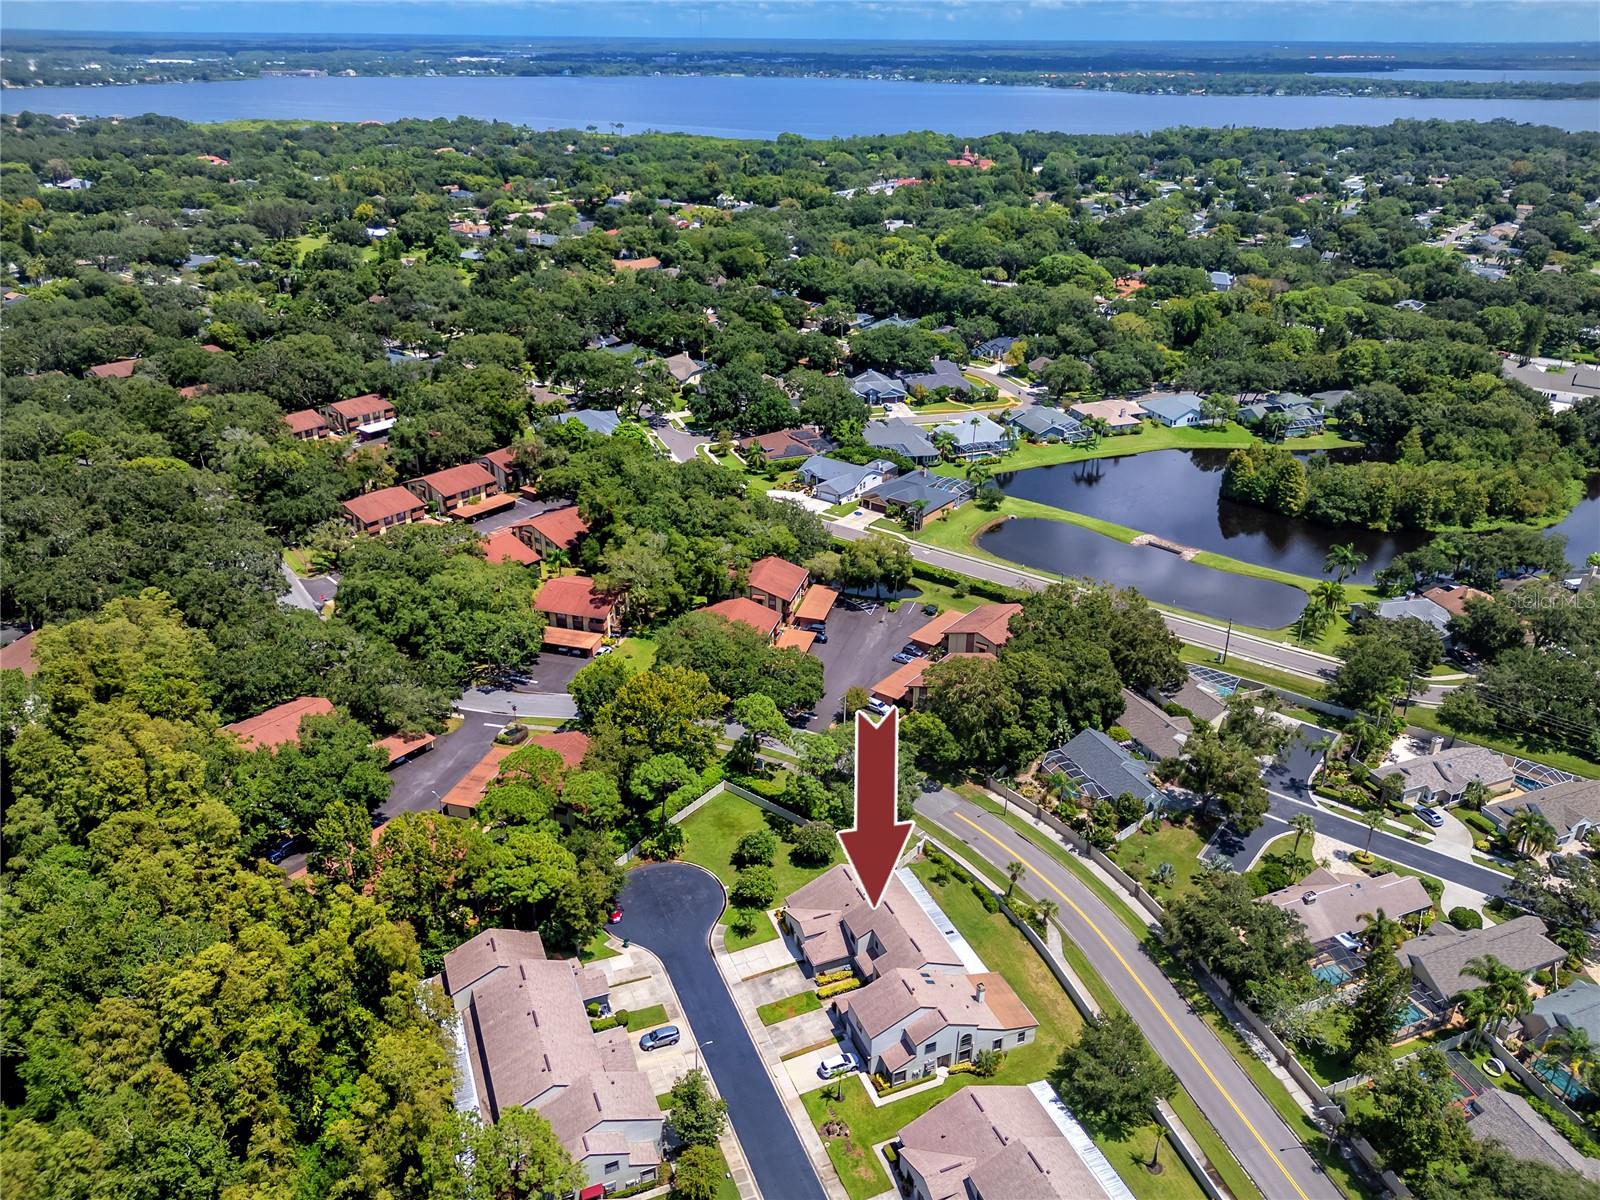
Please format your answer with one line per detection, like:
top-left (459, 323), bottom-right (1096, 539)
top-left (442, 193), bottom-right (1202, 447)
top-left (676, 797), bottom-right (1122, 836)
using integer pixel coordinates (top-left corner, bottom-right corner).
top-left (1220, 619), bottom-right (1234, 666)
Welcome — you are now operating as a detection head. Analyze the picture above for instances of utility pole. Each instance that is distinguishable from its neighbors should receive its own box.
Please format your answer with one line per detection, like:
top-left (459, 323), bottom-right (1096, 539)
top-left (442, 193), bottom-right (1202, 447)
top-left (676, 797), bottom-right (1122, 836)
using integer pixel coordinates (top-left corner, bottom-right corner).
top-left (1220, 619), bottom-right (1233, 666)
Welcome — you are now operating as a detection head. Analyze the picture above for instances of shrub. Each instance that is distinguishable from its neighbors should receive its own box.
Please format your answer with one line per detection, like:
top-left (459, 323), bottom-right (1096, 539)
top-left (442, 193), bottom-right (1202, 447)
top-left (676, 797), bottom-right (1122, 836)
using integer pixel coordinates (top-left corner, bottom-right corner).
top-left (641, 822), bottom-right (685, 861)
top-left (590, 1008), bottom-right (632, 1032)
top-left (1107, 725), bottom-right (1132, 743)
top-left (730, 866), bottom-right (777, 910)
top-left (973, 882), bottom-right (1000, 912)
top-left (815, 967), bottom-right (855, 986)
top-left (1448, 906), bottom-right (1483, 930)
top-left (728, 908), bottom-right (760, 938)
top-left (790, 820), bottom-right (838, 867)
top-left (733, 828), bottom-right (778, 868)
top-left (973, 1048), bottom-right (1006, 1077)
top-left (817, 977), bottom-right (863, 1000)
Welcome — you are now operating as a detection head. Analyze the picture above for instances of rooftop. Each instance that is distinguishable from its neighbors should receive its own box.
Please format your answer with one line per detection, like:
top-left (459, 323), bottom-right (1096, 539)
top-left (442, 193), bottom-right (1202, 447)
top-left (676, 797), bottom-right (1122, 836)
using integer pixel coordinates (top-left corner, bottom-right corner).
top-left (525, 505), bottom-right (590, 551)
top-left (535, 575), bottom-right (616, 621)
top-left (1398, 915), bottom-right (1565, 999)
top-left (413, 462), bottom-right (497, 497)
top-left (1115, 688), bottom-right (1191, 760)
top-left (442, 928), bottom-right (547, 1000)
top-left (842, 966), bottom-right (1035, 1041)
top-left (785, 863), bottom-right (963, 981)
top-left (224, 696), bottom-right (335, 751)
top-left (343, 486), bottom-right (423, 525)
top-left (792, 586), bottom-right (838, 625)
top-left (1261, 867), bottom-right (1432, 945)
top-left (1486, 778), bottom-right (1600, 839)
top-left (1376, 745), bottom-right (1513, 796)
top-left (325, 393), bottom-right (389, 419)
top-left (479, 527), bottom-right (541, 566)
top-left (747, 555), bottom-right (809, 601)
top-left (1469, 1088), bottom-right (1600, 1180)
top-left (945, 602), bottom-right (1021, 647)
top-left (701, 596), bottom-right (782, 638)
top-left (1041, 729), bottom-right (1159, 805)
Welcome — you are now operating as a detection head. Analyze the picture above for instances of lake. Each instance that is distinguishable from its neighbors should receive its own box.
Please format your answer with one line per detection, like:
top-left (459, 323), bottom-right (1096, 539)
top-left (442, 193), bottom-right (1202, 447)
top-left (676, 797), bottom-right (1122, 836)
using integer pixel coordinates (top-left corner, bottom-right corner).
top-left (1546, 473), bottom-right (1600, 567)
top-left (979, 516), bottom-right (1310, 626)
top-left (991, 449), bottom-right (1428, 583)
top-left (6, 74), bottom-right (1600, 135)
top-left (1314, 69), bottom-right (1600, 84)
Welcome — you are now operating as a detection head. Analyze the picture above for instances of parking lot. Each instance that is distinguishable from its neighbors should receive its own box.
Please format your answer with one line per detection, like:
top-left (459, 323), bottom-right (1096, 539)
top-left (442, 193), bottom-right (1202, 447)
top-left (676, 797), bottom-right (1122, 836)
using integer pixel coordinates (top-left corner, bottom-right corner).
top-left (805, 600), bottom-right (929, 729)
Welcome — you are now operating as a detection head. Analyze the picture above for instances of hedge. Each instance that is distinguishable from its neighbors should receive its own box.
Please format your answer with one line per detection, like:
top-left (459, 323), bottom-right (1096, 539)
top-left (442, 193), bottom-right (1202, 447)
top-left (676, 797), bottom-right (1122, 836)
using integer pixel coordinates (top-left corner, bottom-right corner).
top-left (817, 977), bottom-right (863, 1000)
top-left (590, 1009), bottom-right (632, 1032)
top-left (909, 561), bottom-right (1024, 604)
top-left (815, 967), bottom-right (856, 986)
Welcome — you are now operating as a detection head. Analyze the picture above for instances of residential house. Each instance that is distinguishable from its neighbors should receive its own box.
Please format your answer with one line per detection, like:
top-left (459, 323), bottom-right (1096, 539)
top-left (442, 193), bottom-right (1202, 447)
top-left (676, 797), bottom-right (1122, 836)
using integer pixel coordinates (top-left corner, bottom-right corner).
top-left (798, 455), bottom-right (894, 504)
top-left (1158, 672), bottom-right (1230, 726)
top-left (942, 603), bottom-right (1021, 655)
top-left (1115, 689), bottom-right (1191, 761)
top-left (520, 505), bottom-right (589, 557)
top-left (1485, 779), bottom-right (1600, 849)
top-left (1068, 398), bottom-right (1145, 432)
top-left (612, 255), bottom-right (661, 271)
top-left (1522, 979), bottom-right (1600, 1048)
top-left (1374, 746), bottom-right (1514, 807)
top-left (1040, 730), bottom-right (1161, 808)
top-left (322, 393), bottom-right (396, 436)
top-left (536, 575), bottom-right (618, 641)
top-left (406, 463), bottom-right (502, 516)
top-left (746, 556), bottom-right (810, 619)
top-left (851, 370), bottom-right (909, 405)
top-left (871, 657), bottom-right (934, 708)
top-left (1261, 867), bottom-right (1433, 947)
top-left (1500, 359), bottom-right (1600, 412)
top-left (782, 864), bottom-right (963, 979)
top-left (1026, 354), bottom-right (1054, 374)
top-left (1467, 1090), bottom-right (1600, 1181)
top-left (1419, 583), bottom-right (1493, 624)
top-left (892, 1085), bottom-right (1131, 1200)
top-left (741, 427), bottom-right (835, 462)
top-left (973, 335), bottom-right (1018, 360)
top-left (839, 968), bottom-right (1037, 1082)
top-left (931, 414), bottom-right (1008, 460)
top-left (281, 409), bottom-right (330, 440)
top-left (224, 696), bottom-right (335, 751)
top-left (1209, 270), bottom-right (1237, 291)
top-left (945, 145), bottom-right (996, 170)
top-left (861, 473), bottom-right (974, 528)
top-left (565, 409), bottom-right (622, 437)
top-left (1139, 392), bottom-right (1206, 428)
top-left (907, 608), bottom-right (966, 652)
top-left (1362, 595), bottom-right (1452, 639)
top-left (87, 358), bottom-right (139, 379)
top-left (0, 629), bottom-right (39, 677)
top-left (1005, 407), bottom-right (1089, 443)
top-left (662, 351), bottom-right (707, 387)
top-left (1397, 916), bottom-right (1565, 1003)
top-left (441, 928), bottom-right (552, 1008)
top-left (445, 932), bottom-right (663, 1194)
top-left (342, 486), bottom-right (428, 534)
top-left (901, 360), bottom-right (973, 395)
top-left (700, 597), bottom-right (781, 641)
top-left (863, 419), bottom-right (941, 465)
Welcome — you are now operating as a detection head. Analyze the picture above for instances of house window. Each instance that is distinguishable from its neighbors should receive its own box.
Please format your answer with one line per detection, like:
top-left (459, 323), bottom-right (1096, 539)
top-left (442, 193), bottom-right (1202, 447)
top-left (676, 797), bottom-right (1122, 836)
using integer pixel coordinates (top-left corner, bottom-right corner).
top-left (923, 1042), bottom-right (936, 1054)
top-left (605, 1161), bottom-right (620, 1175)
top-left (1017, 1032), bottom-right (1028, 1044)
top-left (991, 1038), bottom-right (1003, 1051)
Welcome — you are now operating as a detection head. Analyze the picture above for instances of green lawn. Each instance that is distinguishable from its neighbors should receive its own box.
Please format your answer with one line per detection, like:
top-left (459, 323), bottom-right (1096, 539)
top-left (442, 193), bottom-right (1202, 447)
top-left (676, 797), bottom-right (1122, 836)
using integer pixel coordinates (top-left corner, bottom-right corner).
top-left (282, 547), bottom-right (317, 577)
top-left (581, 930), bottom-right (620, 962)
top-left (616, 1003), bottom-right (670, 1032)
top-left (757, 989), bottom-right (821, 1026)
top-left (610, 636), bottom-right (658, 672)
top-left (1176, 643), bottom-right (1328, 696)
top-left (1106, 820), bottom-right (1213, 905)
top-left (674, 789), bottom-right (836, 951)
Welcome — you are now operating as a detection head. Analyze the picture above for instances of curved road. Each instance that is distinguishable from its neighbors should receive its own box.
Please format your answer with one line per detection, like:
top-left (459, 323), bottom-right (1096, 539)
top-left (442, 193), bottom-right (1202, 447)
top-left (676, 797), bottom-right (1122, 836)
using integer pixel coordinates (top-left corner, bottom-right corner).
top-left (614, 863), bottom-right (827, 1200)
top-left (918, 789), bottom-right (1336, 1200)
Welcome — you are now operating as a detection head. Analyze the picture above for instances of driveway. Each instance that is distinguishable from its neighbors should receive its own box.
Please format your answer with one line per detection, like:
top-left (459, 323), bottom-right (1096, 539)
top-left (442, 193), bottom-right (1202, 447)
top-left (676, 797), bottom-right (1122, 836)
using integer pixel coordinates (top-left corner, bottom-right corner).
top-left (806, 601), bottom-right (928, 729)
top-left (383, 715), bottom-right (505, 819)
top-left (918, 789), bottom-right (1332, 1200)
top-left (614, 863), bottom-right (827, 1200)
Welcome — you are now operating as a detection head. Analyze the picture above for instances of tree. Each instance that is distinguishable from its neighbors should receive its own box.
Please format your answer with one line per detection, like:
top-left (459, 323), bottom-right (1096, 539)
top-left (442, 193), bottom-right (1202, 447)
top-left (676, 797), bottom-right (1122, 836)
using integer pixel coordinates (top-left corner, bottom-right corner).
top-left (842, 685), bottom-right (871, 721)
top-left (1171, 726), bottom-right (1269, 833)
top-left (1359, 908), bottom-right (1408, 951)
top-left (730, 866), bottom-right (777, 910)
top-left (1346, 943), bottom-right (1410, 1056)
top-left (1052, 1012), bottom-right (1176, 1135)
top-left (1507, 807), bottom-right (1558, 856)
top-left (1462, 954), bottom-right (1531, 1041)
top-left (1447, 597), bottom-right (1526, 662)
top-left (468, 1106), bottom-right (584, 1200)
top-left (1547, 1027), bottom-right (1597, 1101)
top-left (1348, 1051), bottom-right (1470, 1182)
top-left (1164, 869), bottom-right (1314, 1000)
top-left (1328, 628), bottom-right (1416, 714)
top-left (670, 1144), bottom-right (725, 1200)
top-left (1324, 542), bottom-right (1367, 583)
top-left (590, 666), bottom-right (726, 779)
top-left (1290, 812), bottom-right (1316, 860)
top-left (729, 692), bottom-right (790, 772)
top-left (666, 1069), bottom-right (728, 1148)
top-left (734, 828), bottom-right (778, 868)
top-left (1357, 807), bottom-right (1386, 859)
top-left (1005, 860), bottom-right (1025, 899)
top-left (791, 820), bottom-right (838, 867)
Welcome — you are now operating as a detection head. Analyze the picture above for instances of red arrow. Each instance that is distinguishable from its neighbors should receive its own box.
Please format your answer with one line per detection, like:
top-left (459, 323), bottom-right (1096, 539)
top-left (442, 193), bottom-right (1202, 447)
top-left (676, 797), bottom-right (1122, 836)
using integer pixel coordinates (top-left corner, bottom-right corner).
top-left (838, 707), bottom-right (912, 909)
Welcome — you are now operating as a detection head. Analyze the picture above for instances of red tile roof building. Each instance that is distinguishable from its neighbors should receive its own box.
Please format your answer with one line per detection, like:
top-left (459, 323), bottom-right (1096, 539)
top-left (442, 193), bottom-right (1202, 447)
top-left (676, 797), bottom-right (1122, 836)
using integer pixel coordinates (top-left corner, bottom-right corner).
top-left (342, 486), bottom-right (428, 534)
top-left (535, 576), bottom-right (618, 636)
top-left (944, 603), bottom-right (1022, 654)
top-left (225, 696), bottom-right (335, 750)
top-left (0, 629), bottom-right (39, 677)
top-left (477, 446), bottom-right (525, 492)
top-left (281, 409), bottom-right (330, 440)
top-left (87, 358), bottom-right (139, 379)
top-left (530, 731), bottom-right (591, 771)
top-left (321, 393), bottom-right (395, 434)
top-left (746, 556), bottom-right (810, 618)
top-left (701, 597), bottom-right (782, 640)
top-left (407, 462), bottom-right (499, 513)
top-left (520, 506), bottom-right (589, 556)
top-left (480, 528), bottom-right (542, 566)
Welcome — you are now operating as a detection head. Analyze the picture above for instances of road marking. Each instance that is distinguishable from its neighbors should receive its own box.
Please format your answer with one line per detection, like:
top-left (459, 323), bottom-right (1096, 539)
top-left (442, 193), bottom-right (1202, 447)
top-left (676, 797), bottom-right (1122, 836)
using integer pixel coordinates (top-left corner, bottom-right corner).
top-left (952, 810), bottom-right (1312, 1200)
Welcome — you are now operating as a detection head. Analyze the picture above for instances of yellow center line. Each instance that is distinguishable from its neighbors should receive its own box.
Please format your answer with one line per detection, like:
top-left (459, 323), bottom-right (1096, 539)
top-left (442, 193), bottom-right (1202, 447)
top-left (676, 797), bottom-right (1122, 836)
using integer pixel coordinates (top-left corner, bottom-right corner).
top-left (952, 810), bottom-right (1312, 1200)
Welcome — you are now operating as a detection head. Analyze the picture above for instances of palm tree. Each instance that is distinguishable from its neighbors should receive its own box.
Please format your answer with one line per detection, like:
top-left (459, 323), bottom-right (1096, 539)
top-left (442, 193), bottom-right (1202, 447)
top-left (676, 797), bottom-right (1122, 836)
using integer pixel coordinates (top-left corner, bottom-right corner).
top-left (1290, 813), bottom-right (1316, 861)
top-left (965, 461), bottom-right (993, 489)
top-left (1311, 578), bottom-right (1347, 624)
top-left (1358, 807), bottom-right (1385, 859)
top-left (1459, 985), bottom-right (1503, 1050)
top-left (1547, 1027), bottom-right (1597, 1101)
top-left (1464, 955), bottom-right (1532, 1042)
top-left (1359, 908), bottom-right (1406, 952)
top-left (1033, 899), bottom-right (1058, 930)
top-left (1005, 860), bottom-right (1024, 900)
top-left (1324, 542), bottom-right (1367, 583)
top-left (1508, 808), bottom-right (1558, 857)
top-left (1462, 779), bottom-right (1490, 812)
top-left (541, 545), bottom-right (570, 578)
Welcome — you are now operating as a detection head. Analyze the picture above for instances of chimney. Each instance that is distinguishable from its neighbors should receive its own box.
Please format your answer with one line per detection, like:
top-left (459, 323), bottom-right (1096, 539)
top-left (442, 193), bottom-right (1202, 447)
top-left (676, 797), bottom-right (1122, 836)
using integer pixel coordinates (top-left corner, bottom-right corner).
top-left (975, 981), bottom-right (987, 1003)
top-left (1429, 736), bottom-right (1444, 755)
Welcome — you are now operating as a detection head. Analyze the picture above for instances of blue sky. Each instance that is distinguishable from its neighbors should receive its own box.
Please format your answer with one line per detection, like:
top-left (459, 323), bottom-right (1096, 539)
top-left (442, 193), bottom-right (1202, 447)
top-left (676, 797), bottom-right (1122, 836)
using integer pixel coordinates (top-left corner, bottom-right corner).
top-left (6, 1), bottom-right (1600, 44)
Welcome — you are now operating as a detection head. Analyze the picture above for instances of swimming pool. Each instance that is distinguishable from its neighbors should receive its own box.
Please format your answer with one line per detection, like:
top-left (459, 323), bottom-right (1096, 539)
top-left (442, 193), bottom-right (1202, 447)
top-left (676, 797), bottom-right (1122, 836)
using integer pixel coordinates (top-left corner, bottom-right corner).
top-left (1401, 1001), bottom-right (1429, 1026)
top-left (1313, 962), bottom-right (1352, 985)
top-left (1533, 1056), bottom-right (1592, 1099)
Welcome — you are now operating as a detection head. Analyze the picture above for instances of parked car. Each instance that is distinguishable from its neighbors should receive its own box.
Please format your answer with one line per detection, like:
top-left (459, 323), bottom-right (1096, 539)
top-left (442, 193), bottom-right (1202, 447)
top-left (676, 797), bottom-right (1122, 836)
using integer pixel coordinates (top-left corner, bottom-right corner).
top-left (1415, 805), bottom-right (1445, 828)
top-left (868, 698), bottom-right (890, 715)
top-left (640, 1026), bottom-right (681, 1051)
top-left (608, 908), bottom-right (624, 924)
top-left (901, 643), bottom-right (927, 657)
top-left (891, 652), bottom-right (915, 664)
top-left (806, 626), bottom-right (829, 643)
top-left (595, 644), bottom-right (615, 656)
top-left (264, 834), bottom-right (301, 864)
top-left (817, 1052), bottom-right (861, 1079)
top-left (921, 603), bottom-right (938, 615)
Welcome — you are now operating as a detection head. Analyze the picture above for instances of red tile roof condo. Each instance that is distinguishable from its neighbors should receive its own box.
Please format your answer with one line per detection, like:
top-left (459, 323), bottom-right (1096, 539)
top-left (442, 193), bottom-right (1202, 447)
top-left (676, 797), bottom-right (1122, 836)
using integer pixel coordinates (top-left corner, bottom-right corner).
top-left (746, 555), bottom-right (809, 603)
top-left (536, 575), bottom-right (616, 622)
top-left (281, 409), bottom-right (329, 437)
top-left (526, 505), bottom-right (590, 551)
top-left (324, 393), bottom-right (391, 422)
top-left (479, 528), bottom-right (542, 566)
top-left (701, 597), bottom-right (782, 639)
top-left (225, 696), bottom-right (335, 750)
top-left (531, 730), bottom-right (591, 770)
top-left (87, 358), bottom-right (138, 378)
top-left (412, 461), bottom-right (497, 497)
top-left (342, 486), bottom-right (426, 529)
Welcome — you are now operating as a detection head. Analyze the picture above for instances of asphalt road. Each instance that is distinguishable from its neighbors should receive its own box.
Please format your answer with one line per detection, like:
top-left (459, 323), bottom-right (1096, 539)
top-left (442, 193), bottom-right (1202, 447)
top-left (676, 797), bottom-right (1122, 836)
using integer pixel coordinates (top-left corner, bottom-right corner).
top-left (614, 863), bottom-right (828, 1200)
top-left (384, 715), bottom-right (505, 818)
top-left (918, 789), bottom-right (1335, 1200)
top-left (805, 601), bottom-right (927, 729)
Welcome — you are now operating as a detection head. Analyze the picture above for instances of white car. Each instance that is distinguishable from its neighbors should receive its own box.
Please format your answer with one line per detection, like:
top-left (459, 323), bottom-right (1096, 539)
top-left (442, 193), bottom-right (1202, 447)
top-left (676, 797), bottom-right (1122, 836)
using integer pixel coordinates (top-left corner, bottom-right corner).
top-left (817, 1052), bottom-right (861, 1079)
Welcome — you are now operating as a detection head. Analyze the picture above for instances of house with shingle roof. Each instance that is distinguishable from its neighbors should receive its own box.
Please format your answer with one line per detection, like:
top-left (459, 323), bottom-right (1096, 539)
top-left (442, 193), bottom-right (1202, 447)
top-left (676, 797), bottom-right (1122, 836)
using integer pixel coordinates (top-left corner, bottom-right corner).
top-left (861, 472), bottom-right (975, 528)
top-left (943, 603), bottom-right (1021, 655)
top-left (850, 370), bottom-right (909, 404)
top-left (1069, 398), bottom-right (1145, 432)
top-left (1261, 867), bottom-right (1432, 947)
top-left (1138, 392), bottom-right (1205, 428)
top-left (1523, 979), bottom-right (1600, 1049)
top-left (863, 419), bottom-right (941, 464)
top-left (1115, 688), bottom-right (1191, 761)
top-left (321, 393), bottom-right (395, 436)
top-left (1005, 406), bottom-right (1088, 443)
top-left (838, 968), bottom-right (1037, 1084)
top-left (901, 359), bottom-right (973, 395)
top-left (930, 414), bottom-right (1008, 460)
top-left (1485, 779), bottom-right (1600, 849)
top-left (1375, 746), bottom-right (1514, 807)
top-left (407, 462), bottom-right (501, 515)
top-left (893, 1085), bottom-right (1130, 1200)
top-left (784, 865), bottom-right (964, 980)
top-left (798, 455), bottom-right (894, 504)
top-left (742, 427), bottom-right (835, 462)
top-left (1397, 916), bottom-right (1565, 1002)
top-left (1041, 729), bottom-right (1161, 809)
top-left (700, 597), bottom-right (782, 641)
top-left (519, 505), bottom-right (589, 556)
top-left (1468, 1089), bottom-right (1600, 1181)
top-left (662, 351), bottom-right (707, 386)
top-left (342, 486), bottom-right (428, 534)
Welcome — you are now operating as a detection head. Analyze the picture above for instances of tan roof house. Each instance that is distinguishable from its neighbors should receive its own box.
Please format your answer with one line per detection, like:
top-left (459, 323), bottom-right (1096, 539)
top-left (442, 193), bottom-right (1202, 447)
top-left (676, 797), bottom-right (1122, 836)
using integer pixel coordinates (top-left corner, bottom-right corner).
top-left (838, 968), bottom-right (1037, 1083)
top-left (1261, 867), bottom-right (1433, 946)
top-left (1069, 398), bottom-right (1146, 432)
top-left (1485, 779), bottom-right (1600, 849)
top-left (782, 864), bottom-right (963, 981)
top-left (1375, 746), bottom-right (1514, 807)
top-left (1398, 916), bottom-right (1565, 1002)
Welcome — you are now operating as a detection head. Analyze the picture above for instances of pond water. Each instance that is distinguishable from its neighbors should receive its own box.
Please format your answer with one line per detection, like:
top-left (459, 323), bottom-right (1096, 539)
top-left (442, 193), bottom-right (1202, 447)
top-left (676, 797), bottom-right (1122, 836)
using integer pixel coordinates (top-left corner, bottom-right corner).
top-left (979, 516), bottom-right (1309, 627)
top-left (1546, 473), bottom-right (1600, 567)
top-left (992, 449), bottom-right (1428, 583)
top-left (6, 74), bottom-right (1599, 135)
